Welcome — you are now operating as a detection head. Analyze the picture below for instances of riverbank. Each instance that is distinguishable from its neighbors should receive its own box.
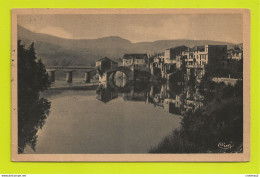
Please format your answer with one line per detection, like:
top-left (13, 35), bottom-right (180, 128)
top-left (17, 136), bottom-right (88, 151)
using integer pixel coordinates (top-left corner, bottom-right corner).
top-left (149, 80), bottom-right (243, 153)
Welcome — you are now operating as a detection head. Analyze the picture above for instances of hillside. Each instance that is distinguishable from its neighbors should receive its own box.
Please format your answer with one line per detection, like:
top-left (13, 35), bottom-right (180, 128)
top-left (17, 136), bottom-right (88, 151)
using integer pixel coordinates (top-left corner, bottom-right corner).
top-left (18, 25), bottom-right (235, 66)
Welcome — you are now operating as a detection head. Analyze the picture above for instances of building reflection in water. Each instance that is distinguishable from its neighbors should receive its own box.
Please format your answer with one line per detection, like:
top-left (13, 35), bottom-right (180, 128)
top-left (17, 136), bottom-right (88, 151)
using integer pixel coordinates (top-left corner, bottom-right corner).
top-left (96, 76), bottom-right (204, 116)
top-left (96, 77), bottom-right (243, 153)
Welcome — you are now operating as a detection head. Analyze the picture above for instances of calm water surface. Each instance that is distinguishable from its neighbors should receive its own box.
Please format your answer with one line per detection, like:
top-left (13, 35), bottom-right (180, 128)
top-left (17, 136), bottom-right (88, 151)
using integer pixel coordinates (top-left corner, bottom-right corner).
top-left (24, 81), bottom-right (182, 154)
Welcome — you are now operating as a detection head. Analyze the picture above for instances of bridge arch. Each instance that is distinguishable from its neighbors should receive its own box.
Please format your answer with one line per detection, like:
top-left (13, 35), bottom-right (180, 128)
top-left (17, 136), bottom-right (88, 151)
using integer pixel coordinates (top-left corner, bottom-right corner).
top-left (98, 65), bottom-right (152, 84)
top-left (98, 66), bottom-right (135, 83)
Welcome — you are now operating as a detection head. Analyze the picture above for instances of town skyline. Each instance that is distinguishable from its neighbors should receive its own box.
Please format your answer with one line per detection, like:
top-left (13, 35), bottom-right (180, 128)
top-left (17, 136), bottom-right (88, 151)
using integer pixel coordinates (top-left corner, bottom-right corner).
top-left (18, 14), bottom-right (243, 44)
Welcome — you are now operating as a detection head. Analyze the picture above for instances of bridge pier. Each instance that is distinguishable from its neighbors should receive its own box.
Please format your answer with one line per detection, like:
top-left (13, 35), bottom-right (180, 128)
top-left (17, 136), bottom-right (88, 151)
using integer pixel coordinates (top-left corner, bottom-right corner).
top-left (84, 71), bottom-right (91, 83)
top-left (131, 65), bottom-right (136, 81)
top-left (130, 89), bottom-right (134, 99)
top-left (47, 70), bottom-right (55, 82)
top-left (150, 85), bottom-right (154, 96)
top-left (151, 67), bottom-right (154, 75)
top-left (99, 72), bottom-right (109, 83)
top-left (66, 71), bottom-right (73, 82)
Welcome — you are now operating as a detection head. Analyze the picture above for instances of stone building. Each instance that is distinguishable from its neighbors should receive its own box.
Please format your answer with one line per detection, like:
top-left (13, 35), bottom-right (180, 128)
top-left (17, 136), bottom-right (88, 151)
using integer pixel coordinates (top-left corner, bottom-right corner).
top-left (182, 45), bottom-right (227, 67)
top-left (96, 57), bottom-right (118, 72)
top-left (182, 45), bottom-right (227, 79)
top-left (227, 47), bottom-right (243, 61)
top-left (96, 57), bottom-right (118, 82)
top-left (122, 54), bottom-right (148, 68)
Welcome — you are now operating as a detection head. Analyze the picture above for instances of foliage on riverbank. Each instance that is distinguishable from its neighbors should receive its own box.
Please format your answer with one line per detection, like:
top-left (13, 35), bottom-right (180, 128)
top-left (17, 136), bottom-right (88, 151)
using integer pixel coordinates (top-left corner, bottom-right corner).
top-left (149, 78), bottom-right (243, 153)
top-left (18, 40), bottom-right (51, 153)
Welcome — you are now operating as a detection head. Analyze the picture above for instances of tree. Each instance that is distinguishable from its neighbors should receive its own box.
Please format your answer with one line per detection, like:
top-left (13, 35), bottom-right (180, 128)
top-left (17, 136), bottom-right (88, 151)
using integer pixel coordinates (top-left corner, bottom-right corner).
top-left (18, 40), bottom-right (51, 153)
top-left (150, 82), bottom-right (243, 153)
top-left (18, 41), bottom-right (50, 97)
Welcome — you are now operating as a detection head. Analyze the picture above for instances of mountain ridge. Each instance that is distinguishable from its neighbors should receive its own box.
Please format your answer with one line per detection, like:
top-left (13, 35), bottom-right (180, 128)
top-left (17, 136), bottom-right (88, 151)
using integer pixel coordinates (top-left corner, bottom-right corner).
top-left (18, 25), bottom-right (236, 66)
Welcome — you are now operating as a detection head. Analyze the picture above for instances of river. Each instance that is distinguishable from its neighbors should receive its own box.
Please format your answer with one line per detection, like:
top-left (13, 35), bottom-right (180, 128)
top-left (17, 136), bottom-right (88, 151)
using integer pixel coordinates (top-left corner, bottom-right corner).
top-left (23, 80), bottom-right (183, 154)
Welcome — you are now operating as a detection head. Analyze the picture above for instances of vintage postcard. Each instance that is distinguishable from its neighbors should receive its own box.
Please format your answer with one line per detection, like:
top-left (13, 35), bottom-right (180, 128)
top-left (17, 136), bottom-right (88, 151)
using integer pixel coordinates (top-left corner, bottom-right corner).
top-left (11, 8), bottom-right (250, 161)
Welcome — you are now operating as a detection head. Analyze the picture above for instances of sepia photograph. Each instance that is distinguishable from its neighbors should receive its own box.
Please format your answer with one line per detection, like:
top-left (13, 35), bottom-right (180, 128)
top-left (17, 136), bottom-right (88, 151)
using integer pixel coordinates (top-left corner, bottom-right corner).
top-left (11, 9), bottom-right (250, 161)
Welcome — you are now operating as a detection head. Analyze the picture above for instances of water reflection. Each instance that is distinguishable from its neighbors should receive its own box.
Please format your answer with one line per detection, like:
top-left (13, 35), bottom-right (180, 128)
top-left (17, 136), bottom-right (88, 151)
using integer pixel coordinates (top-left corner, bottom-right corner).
top-left (23, 87), bottom-right (181, 154)
top-left (96, 84), bottom-right (119, 103)
top-left (96, 77), bottom-right (243, 153)
top-left (96, 79), bottom-right (204, 117)
top-left (149, 80), bottom-right (243, 153)
top-left (19, 76), bottom-right (243, 154)
top-left (18, 95), bottom-right (51, 153)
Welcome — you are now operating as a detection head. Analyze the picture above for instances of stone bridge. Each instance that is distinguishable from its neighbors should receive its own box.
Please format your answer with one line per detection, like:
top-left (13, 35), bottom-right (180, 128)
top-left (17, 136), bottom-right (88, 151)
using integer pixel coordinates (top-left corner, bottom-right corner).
top-left (97, 65), bottom-right (152, 83)
top-left (45, 66), bottom-right (95, 82)
top-left (46, 64), bottom-right (151, 84)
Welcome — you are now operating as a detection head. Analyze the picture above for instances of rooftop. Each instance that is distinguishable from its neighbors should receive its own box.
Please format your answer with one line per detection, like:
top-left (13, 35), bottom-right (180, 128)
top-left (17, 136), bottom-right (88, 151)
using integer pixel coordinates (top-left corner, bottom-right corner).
top-left (96, 57), bottom-right (118, 64)
top-left (189, 46), bottom-right (205, 52)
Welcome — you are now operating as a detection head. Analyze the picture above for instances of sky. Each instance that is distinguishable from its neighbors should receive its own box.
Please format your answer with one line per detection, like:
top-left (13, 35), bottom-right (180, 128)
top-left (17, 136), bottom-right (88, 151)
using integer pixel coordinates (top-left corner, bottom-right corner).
top-left (18, 14), bottom-right (243, 44)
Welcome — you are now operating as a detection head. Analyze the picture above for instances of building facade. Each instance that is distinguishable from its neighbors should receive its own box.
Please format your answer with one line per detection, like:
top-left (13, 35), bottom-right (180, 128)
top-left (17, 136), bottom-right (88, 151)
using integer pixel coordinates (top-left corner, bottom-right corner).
top-left (227, 48), bottom-right (243, 61)
top-left (96, 57), bottom-right (118, 82)
top-left (181, 45), bottom-right (227, 79)
top-left (151, 46), bottom-right (189, 79)
top-left (96, 57), bottom-right (118, 71)
top-left (122, 54), bottom-right (148, 68)
top-left (182, 45), bottom-right (227, 67)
